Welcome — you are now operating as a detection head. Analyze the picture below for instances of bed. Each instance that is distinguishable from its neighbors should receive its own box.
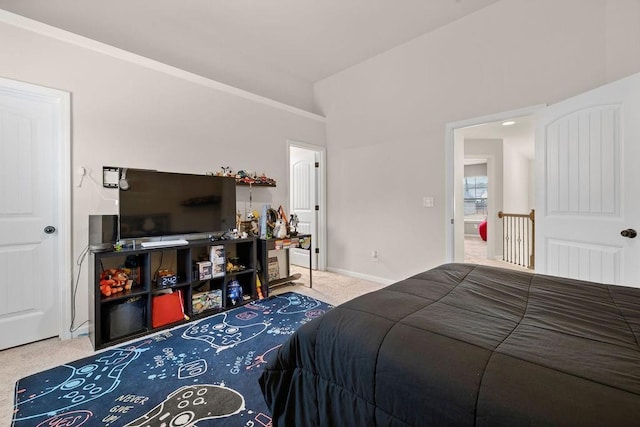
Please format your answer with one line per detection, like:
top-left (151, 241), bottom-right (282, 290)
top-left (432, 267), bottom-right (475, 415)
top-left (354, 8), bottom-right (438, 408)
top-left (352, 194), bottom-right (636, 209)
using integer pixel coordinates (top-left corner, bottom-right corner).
top-left (259, 263), bottom-right (640, 426)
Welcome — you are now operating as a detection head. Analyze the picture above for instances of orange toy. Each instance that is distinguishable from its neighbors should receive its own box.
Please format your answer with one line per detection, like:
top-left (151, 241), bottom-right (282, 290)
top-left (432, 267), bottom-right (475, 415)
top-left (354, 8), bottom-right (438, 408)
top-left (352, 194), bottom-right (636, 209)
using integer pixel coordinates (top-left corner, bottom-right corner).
top-left (99, 268), bottom-right (133, 297)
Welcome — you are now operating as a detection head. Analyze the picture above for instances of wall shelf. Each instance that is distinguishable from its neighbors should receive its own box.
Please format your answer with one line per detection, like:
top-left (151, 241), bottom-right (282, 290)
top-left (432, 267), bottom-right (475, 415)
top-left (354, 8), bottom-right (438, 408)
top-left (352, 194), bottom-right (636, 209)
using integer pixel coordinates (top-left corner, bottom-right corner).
top-left (236, 180), bottom-right (276, 187)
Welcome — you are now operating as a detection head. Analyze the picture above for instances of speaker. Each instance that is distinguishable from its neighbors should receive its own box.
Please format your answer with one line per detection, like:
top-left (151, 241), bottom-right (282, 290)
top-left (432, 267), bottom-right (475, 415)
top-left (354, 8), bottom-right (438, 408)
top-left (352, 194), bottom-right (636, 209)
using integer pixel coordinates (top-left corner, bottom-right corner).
top-left (89, 214), bottom-right (118, 252)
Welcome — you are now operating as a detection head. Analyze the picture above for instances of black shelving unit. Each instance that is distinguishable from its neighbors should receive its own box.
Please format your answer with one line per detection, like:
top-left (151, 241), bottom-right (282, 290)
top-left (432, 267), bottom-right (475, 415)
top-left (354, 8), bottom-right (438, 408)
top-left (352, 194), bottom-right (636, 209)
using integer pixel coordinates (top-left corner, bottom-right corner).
top-left (89, 237), bottom-right (257, 350)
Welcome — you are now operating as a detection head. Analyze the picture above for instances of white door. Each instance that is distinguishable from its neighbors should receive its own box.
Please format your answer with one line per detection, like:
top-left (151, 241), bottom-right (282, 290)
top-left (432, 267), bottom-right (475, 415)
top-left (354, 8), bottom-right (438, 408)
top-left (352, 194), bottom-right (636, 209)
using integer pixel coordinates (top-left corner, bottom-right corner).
top-left (289, 146), bottom-right (317, 269)
top-left (536, 72), bottom-right (640, 286)
top-left (0, 78), bottom-right (70, 349)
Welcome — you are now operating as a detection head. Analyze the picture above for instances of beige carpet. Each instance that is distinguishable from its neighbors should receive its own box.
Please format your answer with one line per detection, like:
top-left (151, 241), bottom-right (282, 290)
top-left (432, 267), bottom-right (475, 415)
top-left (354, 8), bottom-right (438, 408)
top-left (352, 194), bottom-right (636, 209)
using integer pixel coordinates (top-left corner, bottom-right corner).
top-left (464, 235), bottom-right (531, 272)
top-left (0, 268), bottom-right (386, 424)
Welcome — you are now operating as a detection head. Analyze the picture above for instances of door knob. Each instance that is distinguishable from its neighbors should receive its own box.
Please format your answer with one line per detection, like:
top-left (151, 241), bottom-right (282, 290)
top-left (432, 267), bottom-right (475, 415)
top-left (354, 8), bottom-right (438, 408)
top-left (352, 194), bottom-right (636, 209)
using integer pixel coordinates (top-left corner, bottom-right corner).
top-left (620, 228), bottom-right (637, 238)
top-left (44, 225), bottom-right (56, 234)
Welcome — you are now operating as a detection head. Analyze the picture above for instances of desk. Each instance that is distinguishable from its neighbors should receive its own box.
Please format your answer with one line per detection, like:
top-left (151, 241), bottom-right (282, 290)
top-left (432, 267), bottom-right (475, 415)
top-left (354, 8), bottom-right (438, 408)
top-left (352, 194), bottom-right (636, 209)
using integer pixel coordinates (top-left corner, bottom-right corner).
top-left (257, 234), bottom-right (312, 297)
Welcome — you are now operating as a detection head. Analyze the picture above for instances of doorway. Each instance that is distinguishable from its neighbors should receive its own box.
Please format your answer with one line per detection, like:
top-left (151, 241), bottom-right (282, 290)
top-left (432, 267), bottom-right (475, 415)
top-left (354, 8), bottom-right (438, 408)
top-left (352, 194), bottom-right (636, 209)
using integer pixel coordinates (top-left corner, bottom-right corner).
top-left (462, 158), bottom-right (490, 262)
top-left (287, 141), bottom-right (326, 271)
top-left (0, 77), bottom-right (71, 349)
top-left (445, 106), bottom-right (540, 267)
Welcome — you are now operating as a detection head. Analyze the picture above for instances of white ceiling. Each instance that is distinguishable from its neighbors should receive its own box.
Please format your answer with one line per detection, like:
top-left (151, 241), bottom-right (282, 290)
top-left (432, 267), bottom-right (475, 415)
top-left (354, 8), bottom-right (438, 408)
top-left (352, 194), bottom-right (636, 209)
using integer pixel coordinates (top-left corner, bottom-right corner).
top-left (0, 0), bottom-right (499, 85)
top-left (460, 115), bottom-right (535, 160)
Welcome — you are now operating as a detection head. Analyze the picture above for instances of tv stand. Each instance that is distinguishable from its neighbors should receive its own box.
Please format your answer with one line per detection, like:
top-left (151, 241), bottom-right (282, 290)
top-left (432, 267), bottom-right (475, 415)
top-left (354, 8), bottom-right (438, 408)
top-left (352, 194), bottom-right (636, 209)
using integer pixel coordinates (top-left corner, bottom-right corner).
top-left (257, 234), bottom-right (312, 297)
top-left (89, 237), bottom-right (257, 350)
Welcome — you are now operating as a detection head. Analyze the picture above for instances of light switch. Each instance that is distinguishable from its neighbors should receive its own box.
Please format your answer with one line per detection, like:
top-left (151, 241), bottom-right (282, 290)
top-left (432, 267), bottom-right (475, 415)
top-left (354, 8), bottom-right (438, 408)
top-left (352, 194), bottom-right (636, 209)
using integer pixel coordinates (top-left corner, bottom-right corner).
top-left (423, 197), bottom-right (434, 208)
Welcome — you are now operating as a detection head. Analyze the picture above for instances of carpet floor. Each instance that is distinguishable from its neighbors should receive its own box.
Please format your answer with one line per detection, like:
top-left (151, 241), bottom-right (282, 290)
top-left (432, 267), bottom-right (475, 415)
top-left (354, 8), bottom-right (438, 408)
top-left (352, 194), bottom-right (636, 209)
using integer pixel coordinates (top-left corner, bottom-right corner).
top-left (0, 268), bottom-right (387, 426)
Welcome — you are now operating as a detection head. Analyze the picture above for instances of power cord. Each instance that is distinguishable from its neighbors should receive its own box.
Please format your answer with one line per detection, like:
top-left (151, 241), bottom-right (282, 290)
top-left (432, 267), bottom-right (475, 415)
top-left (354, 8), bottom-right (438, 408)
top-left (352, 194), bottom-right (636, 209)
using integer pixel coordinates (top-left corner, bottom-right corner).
top-left (153, 251), bottom-right (165, 283)
top-left (70, 244), bottom-right (90, 333)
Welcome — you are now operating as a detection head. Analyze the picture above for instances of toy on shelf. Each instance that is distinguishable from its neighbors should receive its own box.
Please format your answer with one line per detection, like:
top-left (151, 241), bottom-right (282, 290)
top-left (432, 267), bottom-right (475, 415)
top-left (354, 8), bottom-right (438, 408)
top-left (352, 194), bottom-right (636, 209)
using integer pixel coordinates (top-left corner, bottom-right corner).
top-left (256, 275), bottom-right (264, 299)
top-left (208, 167), bottom-right (276, 186)
top-left (226, 257), bottom-right (246, 273)
top-left (99, 268), bottom-right (133, 297)
top-left (227, 280), bottom-right (243, 305)
top-left (289, 214), bottom-right (299, 236)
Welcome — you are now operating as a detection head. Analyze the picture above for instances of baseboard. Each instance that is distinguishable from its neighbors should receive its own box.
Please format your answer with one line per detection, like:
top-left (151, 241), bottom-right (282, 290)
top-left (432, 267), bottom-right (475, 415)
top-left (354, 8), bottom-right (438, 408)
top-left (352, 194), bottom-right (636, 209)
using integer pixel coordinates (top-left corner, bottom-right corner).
top-left (70, 324), bottom-right (90, 339)
top-left (327, 267), bottom-right (396, 286)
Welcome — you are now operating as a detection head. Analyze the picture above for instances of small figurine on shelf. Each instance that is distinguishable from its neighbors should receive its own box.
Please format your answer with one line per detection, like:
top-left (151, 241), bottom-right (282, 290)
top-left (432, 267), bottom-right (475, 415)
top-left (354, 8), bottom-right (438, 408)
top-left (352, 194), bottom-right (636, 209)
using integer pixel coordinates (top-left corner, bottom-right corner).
top-left (289, 214), bottom-right (299, 236)
top-left (236, 170), bottom-right (257, 184)
top-left (227, 280), bottom-right (243, 305)
top-left (273, 219), bottom-right (287, 238)
top-left (211, 166), bottom-right (234, 177)
top-left (246, 210), bottom-right (260, 236)
top-left (226, 257), bottom-right (245, 273)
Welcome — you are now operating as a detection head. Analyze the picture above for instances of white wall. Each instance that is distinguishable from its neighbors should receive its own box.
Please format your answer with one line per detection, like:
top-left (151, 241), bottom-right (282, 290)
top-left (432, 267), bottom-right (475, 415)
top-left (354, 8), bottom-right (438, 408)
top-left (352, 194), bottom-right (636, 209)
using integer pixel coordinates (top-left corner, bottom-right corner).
top-left (0, 20), bottom-right (326, 333)
top-left (314, 0), bottom-right (640, 281)
top-left (3, 0), bottom-right (640, 327)
top-left (528, 159), bottom-right (535, 209)
top-left (502, 142), bottom-right (531, 214)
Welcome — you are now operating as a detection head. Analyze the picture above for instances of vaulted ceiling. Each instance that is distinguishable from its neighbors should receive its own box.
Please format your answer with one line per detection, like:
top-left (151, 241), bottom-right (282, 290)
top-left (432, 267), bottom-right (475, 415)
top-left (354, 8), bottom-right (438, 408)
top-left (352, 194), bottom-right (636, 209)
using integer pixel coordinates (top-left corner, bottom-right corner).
top-left (0, 0), bottom-right (499, 110)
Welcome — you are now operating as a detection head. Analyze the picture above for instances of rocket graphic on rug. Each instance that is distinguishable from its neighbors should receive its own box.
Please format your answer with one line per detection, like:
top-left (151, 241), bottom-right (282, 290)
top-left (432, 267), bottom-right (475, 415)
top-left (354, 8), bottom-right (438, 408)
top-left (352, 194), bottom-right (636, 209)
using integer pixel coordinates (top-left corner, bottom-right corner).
top-left (124, 384), bottom-right (244, 426)
top-left (13, 347), bottom-right (142, 421)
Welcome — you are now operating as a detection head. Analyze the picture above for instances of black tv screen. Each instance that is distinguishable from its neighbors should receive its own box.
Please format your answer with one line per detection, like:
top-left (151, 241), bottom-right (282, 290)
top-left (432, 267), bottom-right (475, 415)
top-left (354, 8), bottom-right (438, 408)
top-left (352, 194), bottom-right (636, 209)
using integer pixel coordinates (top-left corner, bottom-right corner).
top-left (119, 170), bottom-right (236, 239)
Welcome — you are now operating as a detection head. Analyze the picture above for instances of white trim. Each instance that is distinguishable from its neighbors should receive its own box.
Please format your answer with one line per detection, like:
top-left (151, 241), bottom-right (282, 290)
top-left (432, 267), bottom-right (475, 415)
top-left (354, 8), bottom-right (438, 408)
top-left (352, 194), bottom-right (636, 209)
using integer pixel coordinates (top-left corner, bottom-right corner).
top-left (0, 77), bottom-right (72, 341)
top-left (287, 140), bottom-right (327, 271)
top-left (0, 9), bottom-right (326, 123)
top-left (445, 104), bottom-right (545, 263)
top-left (327, 267), bottom-right (395, 286)
top-left (58, 89), bottom-right (72, 340)
top-left (71, 324), bottom-right (89, 339)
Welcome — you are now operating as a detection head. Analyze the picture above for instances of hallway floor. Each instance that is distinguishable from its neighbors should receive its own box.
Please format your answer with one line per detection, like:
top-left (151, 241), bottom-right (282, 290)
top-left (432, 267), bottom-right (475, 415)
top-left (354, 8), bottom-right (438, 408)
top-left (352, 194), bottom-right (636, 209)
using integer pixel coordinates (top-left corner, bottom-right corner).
top-left (464, 235), bottom-right (531, 272)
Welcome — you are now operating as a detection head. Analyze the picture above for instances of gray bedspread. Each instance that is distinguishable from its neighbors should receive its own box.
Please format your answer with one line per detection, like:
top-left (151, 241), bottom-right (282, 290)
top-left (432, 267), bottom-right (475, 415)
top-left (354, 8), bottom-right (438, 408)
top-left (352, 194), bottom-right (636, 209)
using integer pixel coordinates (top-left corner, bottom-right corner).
top-left (260, 263), bottom-right (640, 426)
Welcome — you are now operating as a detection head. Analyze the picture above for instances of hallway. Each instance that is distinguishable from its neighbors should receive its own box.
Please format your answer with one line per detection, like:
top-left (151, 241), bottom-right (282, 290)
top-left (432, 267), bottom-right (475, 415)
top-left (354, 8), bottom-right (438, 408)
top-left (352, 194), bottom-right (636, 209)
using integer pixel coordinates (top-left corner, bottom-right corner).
top-left (464, 235), bottom-right (530, 272)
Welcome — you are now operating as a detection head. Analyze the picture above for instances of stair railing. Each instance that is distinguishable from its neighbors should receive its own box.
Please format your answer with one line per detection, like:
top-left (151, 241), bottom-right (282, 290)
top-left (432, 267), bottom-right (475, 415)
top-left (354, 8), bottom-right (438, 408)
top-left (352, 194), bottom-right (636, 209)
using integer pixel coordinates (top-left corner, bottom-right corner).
top-left (497, 209), bottom-right (535, 269)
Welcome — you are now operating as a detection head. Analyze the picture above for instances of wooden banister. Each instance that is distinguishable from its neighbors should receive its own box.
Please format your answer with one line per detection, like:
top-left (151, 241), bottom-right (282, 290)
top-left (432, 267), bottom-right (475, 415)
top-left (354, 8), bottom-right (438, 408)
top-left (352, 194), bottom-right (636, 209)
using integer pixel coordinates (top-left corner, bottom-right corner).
top-left (497, 209), bottom-right (535, 269)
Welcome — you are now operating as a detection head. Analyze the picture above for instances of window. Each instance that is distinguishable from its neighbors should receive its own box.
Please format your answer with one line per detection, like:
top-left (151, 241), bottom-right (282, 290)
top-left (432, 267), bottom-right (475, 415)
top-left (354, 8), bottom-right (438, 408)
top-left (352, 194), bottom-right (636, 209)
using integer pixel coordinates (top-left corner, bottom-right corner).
top-left (464, 176), bottom-right (487, 219)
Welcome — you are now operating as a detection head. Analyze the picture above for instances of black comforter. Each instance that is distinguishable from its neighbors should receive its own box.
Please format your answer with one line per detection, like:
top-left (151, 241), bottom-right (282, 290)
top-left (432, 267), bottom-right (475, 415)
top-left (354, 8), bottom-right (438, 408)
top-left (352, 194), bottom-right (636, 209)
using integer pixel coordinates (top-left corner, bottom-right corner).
top-left (259, 263), bottom-right (640, 426)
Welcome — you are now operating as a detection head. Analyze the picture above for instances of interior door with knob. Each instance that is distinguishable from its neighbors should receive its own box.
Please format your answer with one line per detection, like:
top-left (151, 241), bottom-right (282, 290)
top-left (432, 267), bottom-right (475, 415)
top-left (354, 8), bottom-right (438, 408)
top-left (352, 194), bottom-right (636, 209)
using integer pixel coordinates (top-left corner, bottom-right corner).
top-left (0, 77), bottom-right (70, 349)
top-left (535, 72), bottom-right (640, 286)
top-left (289, 145), bottom-right (318, 269)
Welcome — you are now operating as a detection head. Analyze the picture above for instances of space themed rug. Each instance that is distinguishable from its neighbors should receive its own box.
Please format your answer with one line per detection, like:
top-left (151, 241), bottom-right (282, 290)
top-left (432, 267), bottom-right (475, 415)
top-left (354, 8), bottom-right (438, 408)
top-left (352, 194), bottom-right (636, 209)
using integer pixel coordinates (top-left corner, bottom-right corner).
top-left (12, 292), bottom-right (331, 426)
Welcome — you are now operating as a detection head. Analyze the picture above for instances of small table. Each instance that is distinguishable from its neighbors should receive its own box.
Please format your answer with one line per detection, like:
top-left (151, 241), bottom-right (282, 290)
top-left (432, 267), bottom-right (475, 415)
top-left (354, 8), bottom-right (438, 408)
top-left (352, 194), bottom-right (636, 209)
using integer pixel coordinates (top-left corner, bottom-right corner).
top-left (257, 234), bottom-right (312, 297)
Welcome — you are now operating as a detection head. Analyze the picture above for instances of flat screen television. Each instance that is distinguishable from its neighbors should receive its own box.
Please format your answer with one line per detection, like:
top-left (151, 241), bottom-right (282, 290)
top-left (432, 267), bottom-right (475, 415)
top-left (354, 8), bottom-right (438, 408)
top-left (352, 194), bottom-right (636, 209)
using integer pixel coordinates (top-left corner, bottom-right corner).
top-left (118, 169), bottom-right (236, 240)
